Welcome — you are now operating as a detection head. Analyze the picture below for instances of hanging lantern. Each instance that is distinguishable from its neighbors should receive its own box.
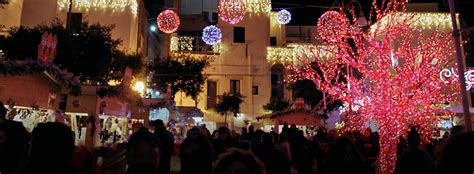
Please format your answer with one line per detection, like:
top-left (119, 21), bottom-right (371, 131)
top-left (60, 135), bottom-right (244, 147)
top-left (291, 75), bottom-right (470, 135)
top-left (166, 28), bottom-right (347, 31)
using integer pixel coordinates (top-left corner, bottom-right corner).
top-left (218, 0), bottom-right (246, 24)
top-left (202, 25), bottom-right (222, 45)
top-left (276, 9), bottom-right (291, 25)
top-left (316, 10), bottom-right (350, 43)
top-left (157, 10), bottom-right (180, 34)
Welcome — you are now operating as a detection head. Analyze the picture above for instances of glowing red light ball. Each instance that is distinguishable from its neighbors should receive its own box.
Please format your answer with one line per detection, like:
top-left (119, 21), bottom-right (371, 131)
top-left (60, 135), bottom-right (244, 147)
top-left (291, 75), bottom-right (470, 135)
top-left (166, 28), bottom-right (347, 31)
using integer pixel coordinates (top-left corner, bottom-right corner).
top-left (316, 10), bottom-right (350, 43)
top-left (218, 0), bottom-right (246, 24)
top-left (157, 10), bottom-right (180, 34)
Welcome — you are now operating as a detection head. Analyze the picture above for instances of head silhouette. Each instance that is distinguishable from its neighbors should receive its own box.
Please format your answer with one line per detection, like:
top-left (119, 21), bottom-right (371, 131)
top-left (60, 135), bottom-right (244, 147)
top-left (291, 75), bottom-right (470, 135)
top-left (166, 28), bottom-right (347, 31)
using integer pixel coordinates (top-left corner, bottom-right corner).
top-left (241, 127), bottom-right (248, 134)
top-left (127, 127), bottom-right (161, 174)
top-left (451, 125), bottom-right (465, 136)
top-left (214, 148), bottom-right (266, 174)
top-left (262, 133), bottom-right (274, 147)
top-left (407, 128), bottom-right (421, 149)
top-left (0, 102), bottom-right (7, 119)
top-left (30, 122), bottom-right (74, 172)
top-left (152, 119), bottom-right (165, 130)
top-left (248, 125), bottom-right (254, 133)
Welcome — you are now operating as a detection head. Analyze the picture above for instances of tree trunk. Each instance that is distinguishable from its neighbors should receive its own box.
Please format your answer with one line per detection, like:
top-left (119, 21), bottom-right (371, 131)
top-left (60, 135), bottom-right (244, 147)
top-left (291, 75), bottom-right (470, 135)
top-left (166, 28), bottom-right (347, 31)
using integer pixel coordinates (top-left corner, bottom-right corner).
top-left (194, 97), bottom-right (198, 107)
top-left (224, 113), bottom-right (227, 126)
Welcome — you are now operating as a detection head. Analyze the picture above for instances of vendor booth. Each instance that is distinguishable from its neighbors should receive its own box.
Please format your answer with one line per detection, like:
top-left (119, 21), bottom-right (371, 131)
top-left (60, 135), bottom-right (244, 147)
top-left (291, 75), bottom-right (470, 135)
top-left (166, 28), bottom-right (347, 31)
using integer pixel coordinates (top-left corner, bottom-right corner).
top-left (0, 62), bottom-right (81, 132)
top-left (258, 109), bottom-right (325, 136)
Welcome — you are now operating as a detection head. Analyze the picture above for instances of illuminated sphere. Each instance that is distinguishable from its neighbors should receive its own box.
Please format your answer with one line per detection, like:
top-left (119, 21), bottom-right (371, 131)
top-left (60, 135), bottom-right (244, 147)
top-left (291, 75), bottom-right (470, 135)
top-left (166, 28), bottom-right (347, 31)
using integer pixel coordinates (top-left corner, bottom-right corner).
top-left (157, 10), bottom-right (180, 34)
top-left (277, 9), bottom-right (291, 25)
top-left (316, 10), bottom-right (350, 43)
top-left (218, 0), bottom-right (246, 24)
top-left (202, 25), bottom-right (222, 45)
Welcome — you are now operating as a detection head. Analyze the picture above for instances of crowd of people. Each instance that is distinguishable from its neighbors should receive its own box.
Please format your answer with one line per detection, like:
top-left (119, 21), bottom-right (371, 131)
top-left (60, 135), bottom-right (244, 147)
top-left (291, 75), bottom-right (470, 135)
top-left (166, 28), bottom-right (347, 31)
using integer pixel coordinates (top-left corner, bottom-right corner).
top-left (1, 101), bottom-right (474, 174)
top-left (132, 120), bottom-right (474, 174)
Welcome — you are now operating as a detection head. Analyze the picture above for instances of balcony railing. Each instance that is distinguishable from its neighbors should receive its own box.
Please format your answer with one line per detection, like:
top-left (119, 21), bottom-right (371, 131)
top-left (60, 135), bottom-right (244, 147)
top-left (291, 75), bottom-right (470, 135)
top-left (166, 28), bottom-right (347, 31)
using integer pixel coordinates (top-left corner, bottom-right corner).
top-left (170, 36), bottom-right (220, 54)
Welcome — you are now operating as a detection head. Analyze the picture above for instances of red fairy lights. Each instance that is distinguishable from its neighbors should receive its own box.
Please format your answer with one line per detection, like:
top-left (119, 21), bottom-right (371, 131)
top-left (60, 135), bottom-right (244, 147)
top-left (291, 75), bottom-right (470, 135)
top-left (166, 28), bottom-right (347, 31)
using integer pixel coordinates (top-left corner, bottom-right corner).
top-left (317, 10), bottom-right (350, 43)
top-left (157, 10), bottom-right (180, 34)
top-left (288, 1), bottom-right (457, 173)
top-left (218, 0), bottom-right (246, 24)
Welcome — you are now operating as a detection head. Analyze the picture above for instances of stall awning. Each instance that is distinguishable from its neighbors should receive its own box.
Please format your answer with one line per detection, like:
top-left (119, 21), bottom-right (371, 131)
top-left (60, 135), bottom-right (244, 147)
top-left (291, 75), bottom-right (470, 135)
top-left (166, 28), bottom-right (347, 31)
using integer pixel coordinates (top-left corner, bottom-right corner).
top-left (257, 109), bottom-right (325, 126)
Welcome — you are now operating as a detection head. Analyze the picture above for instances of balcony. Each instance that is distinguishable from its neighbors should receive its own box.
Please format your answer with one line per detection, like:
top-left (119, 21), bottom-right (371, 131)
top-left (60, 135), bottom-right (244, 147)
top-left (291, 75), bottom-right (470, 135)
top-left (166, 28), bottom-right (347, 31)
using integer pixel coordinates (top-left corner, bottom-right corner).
top-left (170, 36), bottom-right (220, 55)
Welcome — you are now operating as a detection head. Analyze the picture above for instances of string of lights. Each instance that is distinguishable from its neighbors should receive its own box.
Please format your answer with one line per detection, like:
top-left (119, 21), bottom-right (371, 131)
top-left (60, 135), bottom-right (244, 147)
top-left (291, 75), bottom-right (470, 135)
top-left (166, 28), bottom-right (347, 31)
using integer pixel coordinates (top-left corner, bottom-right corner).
top-left (58, 0), bottom-right (138, 15)
top-left (246, 0), bottom-right (272, 15)
top-left (286, 1), bottom-right (458, 172)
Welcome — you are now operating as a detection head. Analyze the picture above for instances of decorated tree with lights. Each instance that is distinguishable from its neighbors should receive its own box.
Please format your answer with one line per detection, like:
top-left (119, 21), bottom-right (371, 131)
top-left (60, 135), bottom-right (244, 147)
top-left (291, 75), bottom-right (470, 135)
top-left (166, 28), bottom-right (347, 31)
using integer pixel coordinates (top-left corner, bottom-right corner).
top-left (287, 1), bottom-right (458, 173)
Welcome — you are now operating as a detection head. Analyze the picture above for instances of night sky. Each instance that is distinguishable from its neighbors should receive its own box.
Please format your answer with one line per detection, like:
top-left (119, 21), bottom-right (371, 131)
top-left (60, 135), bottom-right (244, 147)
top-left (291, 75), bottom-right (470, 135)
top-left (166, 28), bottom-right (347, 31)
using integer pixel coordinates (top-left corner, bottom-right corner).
top-left (271, 0), bottom-right (474, 26)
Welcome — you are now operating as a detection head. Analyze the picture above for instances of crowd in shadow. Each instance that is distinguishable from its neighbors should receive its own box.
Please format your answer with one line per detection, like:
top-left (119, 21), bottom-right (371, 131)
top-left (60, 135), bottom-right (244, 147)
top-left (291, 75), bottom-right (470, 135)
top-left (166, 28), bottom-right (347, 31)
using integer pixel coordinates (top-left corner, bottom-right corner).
top-left (1, 102), bottom-right (474, 174)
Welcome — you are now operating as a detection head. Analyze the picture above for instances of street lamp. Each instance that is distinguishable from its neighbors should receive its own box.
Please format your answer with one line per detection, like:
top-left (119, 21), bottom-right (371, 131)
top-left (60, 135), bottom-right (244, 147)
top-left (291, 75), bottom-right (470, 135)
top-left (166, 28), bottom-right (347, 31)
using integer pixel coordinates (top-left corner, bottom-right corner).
top-left (133, 81), bottom-right (145, 96)
top-left (150, 25), bottom-right (157, 32)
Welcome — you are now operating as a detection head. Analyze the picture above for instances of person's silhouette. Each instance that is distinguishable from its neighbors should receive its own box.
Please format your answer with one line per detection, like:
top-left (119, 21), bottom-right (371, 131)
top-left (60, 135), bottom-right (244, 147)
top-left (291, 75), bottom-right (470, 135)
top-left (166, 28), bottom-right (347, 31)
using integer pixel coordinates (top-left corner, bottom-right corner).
top-left (320, 137), bottom-right (369, 174)
top-left (438, 131), bottom-right (474, 174)
top-left (152, 119), bottom-right (174, 174)
top-left (180, 127), bottom-right (214, 174)
top-left (214, 148), bottom-right (266, 174)
top-left (127, 127), bottom-right (161, 174)
top-left (29, 122), bottom-right (74, 174)
top-left (254, 133), bottom-right (291, 174)
top-left (0, 102), bottom-right (30, 174)
top-left (395, 128), bottom-right (435, 174)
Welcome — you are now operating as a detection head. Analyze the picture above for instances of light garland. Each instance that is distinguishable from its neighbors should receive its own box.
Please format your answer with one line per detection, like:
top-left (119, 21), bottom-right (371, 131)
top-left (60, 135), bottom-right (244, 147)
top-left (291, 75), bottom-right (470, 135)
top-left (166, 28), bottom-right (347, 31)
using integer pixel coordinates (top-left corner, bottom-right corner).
top-left (316, 10), bottom-right (350, 43)
top-left (276, 9), bottom-right (291, 25)
top-left (266, 44), bottom-right (332, 64)
top-left (57, 0), bottom-right (138, 15)
top-left (157, 10), bottom-right (180, 34)
top-left (289, 1), bottom-right (457, 172)
top-left (171, 36), bottom-right (221, 54)
top-left (170, 36), bottom-right (194, 52)
top-left (246, 0), bottom-right (271, 15)
top-left (212, 43), bottom-right (222, 53)
top-left (202, 25), bottom-right (222, 45)
top-left (218, 0), bottom-right (246, 24)
top-left (440, 68), bottom-right (474, 90)
top-left (370, 12), bottom-right (454, 34)
top-left (266, 47), bottom-right (294, 64)
top-left (287, 43), bottom-right (332, 61)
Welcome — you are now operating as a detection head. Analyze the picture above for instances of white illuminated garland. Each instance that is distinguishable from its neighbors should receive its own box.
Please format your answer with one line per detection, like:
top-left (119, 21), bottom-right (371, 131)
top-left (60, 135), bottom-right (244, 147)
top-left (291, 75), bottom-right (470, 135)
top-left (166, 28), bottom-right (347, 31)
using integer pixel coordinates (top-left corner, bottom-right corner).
top-left (58, 0), bottom-right (138, 15)
top-left (440, 68), bottom-right (474, 90)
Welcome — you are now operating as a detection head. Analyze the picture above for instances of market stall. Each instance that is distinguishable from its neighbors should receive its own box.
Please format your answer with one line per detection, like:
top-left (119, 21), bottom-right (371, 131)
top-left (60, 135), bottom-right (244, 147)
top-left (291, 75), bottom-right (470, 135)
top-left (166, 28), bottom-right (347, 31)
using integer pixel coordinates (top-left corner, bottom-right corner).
top-left (258, 109), bottom-right (325, 136)
top-left (0, 60), bottom-right (81, 132)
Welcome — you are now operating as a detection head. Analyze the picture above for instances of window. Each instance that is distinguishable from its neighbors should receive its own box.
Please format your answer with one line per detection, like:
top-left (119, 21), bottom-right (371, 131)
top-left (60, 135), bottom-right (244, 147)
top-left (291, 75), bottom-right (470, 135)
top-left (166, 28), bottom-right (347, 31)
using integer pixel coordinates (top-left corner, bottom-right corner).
top-left (252, 86), bottom-right (258, 95)
top-left (212, 12), bottom-right (218, 22)
top-left (233, 27), bottom-right (245, 43)
top-left (207, 81), bottom-right (217, 109)
top-left (271, 64), bottom-right (285, 100)
top-left (230, 80), bottom-right (240, 94)
top-left (270, 37), bottom-right (277, 46)
top-left (69, 13), bottom-right (82, 34)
